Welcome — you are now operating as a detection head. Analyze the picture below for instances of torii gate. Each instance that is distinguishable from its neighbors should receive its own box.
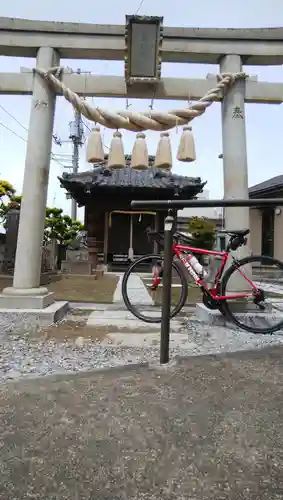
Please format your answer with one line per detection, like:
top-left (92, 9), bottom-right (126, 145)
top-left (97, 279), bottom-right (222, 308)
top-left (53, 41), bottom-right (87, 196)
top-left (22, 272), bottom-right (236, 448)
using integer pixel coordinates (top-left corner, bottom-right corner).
top-left (0, 16), bottom-right (282, 314)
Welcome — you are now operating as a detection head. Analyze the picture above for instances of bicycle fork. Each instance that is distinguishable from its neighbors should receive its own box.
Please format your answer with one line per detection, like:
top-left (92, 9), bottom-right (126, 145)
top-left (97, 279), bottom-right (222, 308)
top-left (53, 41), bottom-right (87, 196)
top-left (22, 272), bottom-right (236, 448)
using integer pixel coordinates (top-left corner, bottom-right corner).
top-left (150, 262), bottom-right (164, 290)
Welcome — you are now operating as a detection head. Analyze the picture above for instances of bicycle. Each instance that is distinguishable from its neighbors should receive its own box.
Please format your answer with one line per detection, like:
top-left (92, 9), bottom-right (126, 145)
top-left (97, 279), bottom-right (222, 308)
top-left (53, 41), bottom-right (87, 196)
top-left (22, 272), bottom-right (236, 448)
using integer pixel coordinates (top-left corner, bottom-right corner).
top-left (121, 227), bottom-right (283, 334)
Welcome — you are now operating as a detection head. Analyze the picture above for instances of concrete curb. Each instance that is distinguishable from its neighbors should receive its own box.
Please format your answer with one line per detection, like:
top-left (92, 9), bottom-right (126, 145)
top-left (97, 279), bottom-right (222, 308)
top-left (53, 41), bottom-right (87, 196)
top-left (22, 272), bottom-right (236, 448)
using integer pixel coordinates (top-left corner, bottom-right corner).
top-left (175, 342), bottom-right (283, 365)
top-left (3, 362), bottom-right (150, 385)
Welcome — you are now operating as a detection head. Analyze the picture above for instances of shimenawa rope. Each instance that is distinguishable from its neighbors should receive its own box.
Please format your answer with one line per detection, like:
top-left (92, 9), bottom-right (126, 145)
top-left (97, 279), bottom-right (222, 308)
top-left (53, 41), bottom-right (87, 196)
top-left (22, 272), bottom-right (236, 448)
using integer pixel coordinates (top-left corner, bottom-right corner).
top-left (35, 67), bottom-right (248, 132)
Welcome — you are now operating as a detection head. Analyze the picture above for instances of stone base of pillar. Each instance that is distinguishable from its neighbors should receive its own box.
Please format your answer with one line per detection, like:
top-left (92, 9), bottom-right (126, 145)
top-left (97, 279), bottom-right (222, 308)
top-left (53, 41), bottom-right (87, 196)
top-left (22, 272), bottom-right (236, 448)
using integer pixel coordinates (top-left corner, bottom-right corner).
top-left (0, 285), bottom-right (69, 334)
top-left (194, 302), bottom-right (274, 328)
top-left (0, 287), bottom-right (55, 309)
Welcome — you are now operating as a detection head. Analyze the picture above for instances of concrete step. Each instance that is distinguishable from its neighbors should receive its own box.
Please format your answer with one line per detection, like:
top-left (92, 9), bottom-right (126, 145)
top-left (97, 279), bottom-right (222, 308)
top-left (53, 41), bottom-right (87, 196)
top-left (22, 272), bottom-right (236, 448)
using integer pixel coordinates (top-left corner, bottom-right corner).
top-left (195, 302), bottom-right (283, 328)
top-left (86, 310), bottom-right (183, 332)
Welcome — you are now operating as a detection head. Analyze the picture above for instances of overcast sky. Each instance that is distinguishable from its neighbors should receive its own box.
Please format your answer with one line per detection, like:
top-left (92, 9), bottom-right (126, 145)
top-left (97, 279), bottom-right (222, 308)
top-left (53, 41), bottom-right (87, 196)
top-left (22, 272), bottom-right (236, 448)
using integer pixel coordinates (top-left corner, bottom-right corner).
top-left (0, 0), bottom-right (282, 220)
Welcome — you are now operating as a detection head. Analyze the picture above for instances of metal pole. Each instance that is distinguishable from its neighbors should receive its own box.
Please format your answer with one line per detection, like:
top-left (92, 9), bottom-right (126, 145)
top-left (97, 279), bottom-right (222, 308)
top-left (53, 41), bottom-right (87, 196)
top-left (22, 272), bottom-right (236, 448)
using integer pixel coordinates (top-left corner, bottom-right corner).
top-left (131, 198), bottom-right (283, 209)
top-left (160, 211), bottom-right (174, 364)
top-left (128, 214), bottom-right (134, 260)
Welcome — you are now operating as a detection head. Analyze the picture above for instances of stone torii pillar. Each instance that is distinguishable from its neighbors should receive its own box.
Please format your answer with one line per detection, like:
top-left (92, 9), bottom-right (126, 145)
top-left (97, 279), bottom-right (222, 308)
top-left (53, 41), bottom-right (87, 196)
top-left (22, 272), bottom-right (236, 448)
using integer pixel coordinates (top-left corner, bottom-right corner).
top-left (220, 54), bottom-right (251, 292)
top-left (220, 54), bottom-right (250, 237)
top-left (1, 47), bottom-right (59, 308)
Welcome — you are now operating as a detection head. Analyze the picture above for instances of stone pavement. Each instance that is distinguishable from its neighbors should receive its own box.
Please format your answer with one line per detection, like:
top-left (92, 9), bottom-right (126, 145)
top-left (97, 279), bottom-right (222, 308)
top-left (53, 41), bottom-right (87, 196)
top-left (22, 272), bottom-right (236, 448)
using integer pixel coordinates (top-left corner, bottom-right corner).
top-left (113, 272), bottom-right (154, 305)
top-left (86, 308), bottom-right (183, 332)
top-left (1, 345), bottom-right (283, 499)
top-left (88, 273), bottom-right (183, 333)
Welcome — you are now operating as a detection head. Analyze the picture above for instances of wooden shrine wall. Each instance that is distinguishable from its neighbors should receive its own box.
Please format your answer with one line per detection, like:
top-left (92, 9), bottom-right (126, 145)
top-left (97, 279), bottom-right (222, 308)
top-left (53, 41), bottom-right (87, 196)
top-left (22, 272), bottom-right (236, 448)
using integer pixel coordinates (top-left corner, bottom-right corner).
top-left (84, 193), bottom-right (166, 266)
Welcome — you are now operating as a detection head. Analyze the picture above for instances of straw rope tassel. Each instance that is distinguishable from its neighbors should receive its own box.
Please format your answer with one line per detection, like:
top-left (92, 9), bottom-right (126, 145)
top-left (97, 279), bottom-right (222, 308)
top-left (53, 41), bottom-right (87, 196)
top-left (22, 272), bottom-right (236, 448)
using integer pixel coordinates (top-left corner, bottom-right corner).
top-left (86, 127), bottom-right (105, 163)
top-left (154, 132), bottom-right (172, 170)
top-left (131, 132), bottom-right (149, 170)
top-left (107, 131), bottom-right (126, 169)
top-left (177, 125), bottom-right (196, 162)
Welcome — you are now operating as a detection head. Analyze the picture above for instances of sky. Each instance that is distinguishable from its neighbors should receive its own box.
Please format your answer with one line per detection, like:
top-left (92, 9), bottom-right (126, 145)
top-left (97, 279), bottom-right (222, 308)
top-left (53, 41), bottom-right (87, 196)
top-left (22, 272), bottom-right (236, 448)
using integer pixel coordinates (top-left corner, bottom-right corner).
top-left (0, 0), bottom-right (283, 221)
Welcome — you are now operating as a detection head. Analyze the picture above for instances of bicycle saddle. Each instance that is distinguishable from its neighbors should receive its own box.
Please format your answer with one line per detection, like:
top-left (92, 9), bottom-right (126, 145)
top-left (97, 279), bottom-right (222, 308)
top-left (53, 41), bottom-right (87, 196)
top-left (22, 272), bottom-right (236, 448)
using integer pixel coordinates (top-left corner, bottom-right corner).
top-left (218, 229), bottom-right (250, 237)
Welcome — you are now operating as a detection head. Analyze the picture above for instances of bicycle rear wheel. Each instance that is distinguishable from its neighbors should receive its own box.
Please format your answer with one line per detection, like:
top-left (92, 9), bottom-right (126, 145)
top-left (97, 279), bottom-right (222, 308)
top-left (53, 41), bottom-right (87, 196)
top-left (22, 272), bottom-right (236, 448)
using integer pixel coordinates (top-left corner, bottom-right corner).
top-left (220, 254), bottom-right (283, 334)
top-left (122, 253), bottom-right (188, 323)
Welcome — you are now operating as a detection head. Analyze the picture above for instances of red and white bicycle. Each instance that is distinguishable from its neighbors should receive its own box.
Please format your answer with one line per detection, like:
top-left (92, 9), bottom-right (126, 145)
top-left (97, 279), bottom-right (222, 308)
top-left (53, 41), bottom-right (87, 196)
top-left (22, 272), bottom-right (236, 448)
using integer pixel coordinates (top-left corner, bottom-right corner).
top-left (122, 228), bottom-right (283, 334)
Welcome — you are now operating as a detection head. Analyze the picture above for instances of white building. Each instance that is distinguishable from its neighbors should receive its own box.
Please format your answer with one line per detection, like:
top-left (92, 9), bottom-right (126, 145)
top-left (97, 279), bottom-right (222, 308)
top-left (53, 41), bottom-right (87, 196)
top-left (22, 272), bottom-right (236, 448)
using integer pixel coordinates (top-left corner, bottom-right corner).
top-left (178, 189), bottom-right (222, 221)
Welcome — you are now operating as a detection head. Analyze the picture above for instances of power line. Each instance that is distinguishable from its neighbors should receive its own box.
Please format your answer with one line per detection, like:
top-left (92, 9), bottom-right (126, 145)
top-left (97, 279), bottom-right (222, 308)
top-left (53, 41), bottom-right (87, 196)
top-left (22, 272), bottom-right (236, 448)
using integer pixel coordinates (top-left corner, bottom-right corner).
top-left (0, 102), bottom-right (62, 146)
top-left (50, 157), bottom-right (67, 169)
top-left (0, 122), bottom-right (65, 169)
top-left (0, 104), bottom-right (66, 168)
top-left (82, 119), bottom-right (91, 132)
top-left (135, 0), bottom-right (146, 14)
top-left (0, 122), bottom-right (26, 142)
top-left (0, 103), bottom-right (28, 132)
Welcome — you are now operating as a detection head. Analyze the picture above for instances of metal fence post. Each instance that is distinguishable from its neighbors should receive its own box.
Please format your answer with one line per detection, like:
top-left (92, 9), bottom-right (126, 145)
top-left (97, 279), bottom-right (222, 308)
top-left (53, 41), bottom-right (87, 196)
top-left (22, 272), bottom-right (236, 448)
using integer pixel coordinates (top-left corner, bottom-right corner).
top-left (131, 198), bottom-right (283, 210)
top-left (160, 211), bottom-right (174, 364)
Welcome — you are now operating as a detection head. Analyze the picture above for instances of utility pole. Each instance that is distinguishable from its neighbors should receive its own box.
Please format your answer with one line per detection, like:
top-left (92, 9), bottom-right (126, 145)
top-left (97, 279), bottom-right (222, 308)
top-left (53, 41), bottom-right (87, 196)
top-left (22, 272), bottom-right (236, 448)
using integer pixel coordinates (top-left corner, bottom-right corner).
top-left (52, 68), bottom-right (85, 219)
top-left (69, 72), bottom-right (84, 220)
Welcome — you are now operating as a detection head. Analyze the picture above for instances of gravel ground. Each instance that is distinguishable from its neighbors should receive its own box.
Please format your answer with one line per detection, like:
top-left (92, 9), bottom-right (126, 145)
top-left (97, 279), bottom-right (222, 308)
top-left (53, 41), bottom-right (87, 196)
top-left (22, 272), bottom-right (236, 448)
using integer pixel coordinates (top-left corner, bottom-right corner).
top-left (1, 347), bottom-right (283, 499)
top-left (1, 317), bottom-right (283, 383)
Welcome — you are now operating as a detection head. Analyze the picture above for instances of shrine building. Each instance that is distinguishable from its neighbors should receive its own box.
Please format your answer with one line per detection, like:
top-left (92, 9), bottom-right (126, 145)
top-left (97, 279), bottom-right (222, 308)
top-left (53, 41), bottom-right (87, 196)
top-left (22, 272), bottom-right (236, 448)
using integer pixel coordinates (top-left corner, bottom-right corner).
top-left (59, 155), bottom-right (205, 271)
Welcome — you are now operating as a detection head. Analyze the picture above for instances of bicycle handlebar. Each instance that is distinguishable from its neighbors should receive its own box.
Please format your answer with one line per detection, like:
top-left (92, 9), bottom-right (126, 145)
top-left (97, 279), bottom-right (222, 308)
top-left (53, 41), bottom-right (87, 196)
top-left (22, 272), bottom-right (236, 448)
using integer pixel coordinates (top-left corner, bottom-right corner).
top-left (147, 227), bottom-right (247, 252)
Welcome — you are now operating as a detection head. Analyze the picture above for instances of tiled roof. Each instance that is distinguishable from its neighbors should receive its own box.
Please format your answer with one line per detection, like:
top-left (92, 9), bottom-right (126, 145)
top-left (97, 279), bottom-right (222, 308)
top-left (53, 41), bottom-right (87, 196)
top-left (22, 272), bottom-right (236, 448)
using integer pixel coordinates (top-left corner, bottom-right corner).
top-left (59, 162), bottom-right (205, 192)
top-left (249, 175), bottom-right (283, 196)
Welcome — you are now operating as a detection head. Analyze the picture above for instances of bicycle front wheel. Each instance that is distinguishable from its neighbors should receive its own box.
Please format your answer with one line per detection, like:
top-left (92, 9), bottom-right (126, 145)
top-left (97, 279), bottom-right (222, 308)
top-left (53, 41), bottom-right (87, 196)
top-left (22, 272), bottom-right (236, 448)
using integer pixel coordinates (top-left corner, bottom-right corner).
top-left (122, 253), bottom-right (188, 323)
top-left (220, 254), bottom-right (283, 334)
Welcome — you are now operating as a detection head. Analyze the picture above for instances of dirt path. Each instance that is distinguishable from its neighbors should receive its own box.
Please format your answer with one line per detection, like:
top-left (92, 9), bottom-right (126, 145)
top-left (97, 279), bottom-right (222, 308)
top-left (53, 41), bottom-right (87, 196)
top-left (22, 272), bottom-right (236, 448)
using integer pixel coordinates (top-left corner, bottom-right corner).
top-left (1, 346), bottom-right (283, 499)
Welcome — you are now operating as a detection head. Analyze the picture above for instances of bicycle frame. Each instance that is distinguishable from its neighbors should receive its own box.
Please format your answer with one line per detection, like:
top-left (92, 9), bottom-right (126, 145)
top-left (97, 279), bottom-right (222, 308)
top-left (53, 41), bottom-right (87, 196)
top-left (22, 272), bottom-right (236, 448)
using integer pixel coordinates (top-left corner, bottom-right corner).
top-left (173, 242), bottom-right (258, 301)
